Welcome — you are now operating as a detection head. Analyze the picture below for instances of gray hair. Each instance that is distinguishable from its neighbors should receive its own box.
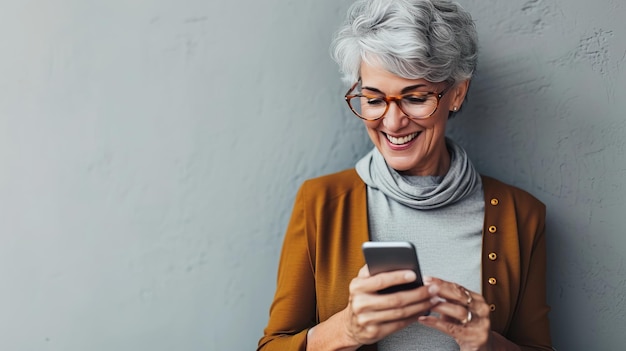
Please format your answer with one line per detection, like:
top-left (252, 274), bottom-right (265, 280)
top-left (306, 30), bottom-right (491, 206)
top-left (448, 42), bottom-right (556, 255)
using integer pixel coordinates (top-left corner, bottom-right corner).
top-left (331, 0), bottom-right (478, 85)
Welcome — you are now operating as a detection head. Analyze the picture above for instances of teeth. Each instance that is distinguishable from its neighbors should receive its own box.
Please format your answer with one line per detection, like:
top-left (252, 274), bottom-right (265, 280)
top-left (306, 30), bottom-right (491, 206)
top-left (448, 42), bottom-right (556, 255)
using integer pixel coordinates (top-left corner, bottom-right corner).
top-left (386, 132), bottom-right (419, 145)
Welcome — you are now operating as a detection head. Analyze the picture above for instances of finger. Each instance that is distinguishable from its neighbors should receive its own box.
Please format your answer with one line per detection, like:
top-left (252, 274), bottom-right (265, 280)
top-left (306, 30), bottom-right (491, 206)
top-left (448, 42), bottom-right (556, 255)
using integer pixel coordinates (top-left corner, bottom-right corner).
top-left (346, 286), bottom-right (432, 345)
top-left (358, 264), bottom-right (370, 278)
top-left (418, 313), bottom-right (491, 348)
top-left (427, 279), bottom-right (482, 307)
top-left (429, 301), bottom-right (471, 324)
top-left (351, 285), bottom-right (432, 314)
top-left (354, 298), bottom-right (432, 325)
top-left (353, 269), bottom-right (417, 294)
top-left (425, 280), bottom-right (492, 324)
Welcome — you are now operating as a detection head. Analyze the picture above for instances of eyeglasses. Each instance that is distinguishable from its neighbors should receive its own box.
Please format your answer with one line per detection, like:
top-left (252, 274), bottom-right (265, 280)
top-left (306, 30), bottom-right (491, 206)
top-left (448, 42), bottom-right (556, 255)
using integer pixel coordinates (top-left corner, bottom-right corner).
top-left (344, 79), bottom-right (452, 121)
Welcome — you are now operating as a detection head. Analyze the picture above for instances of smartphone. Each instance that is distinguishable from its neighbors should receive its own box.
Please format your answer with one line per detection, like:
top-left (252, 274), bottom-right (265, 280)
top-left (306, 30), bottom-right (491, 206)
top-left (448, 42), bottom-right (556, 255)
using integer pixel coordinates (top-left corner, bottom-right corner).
top-left (362, 241), bottom-right (424, 294)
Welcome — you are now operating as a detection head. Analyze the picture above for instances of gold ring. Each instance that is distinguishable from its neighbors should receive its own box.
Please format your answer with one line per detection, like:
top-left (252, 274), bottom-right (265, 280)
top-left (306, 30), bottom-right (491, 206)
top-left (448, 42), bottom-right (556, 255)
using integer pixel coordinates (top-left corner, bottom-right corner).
top-left (460, 310), bottom-right (473, 326)
top-left (463, 288), bottom-right (473, 305)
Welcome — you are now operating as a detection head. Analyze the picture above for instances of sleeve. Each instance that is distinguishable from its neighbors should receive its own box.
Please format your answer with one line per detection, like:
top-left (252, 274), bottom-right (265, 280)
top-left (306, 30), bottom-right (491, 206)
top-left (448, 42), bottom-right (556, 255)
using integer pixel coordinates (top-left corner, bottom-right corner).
top-left (257, 183), bottom-right (317, 351)
top-left (508, 202), bottom-right (553, 351)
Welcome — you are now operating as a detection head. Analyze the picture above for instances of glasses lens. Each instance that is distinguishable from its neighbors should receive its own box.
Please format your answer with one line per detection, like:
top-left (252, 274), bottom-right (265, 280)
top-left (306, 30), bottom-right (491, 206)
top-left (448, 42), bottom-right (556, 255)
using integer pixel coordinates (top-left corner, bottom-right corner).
top-left (348, 96), bottom-right (386, 120)
top-left (400, 94), bottom-right (438, 119)
top-left (348, 94), bottom-right (439, 120)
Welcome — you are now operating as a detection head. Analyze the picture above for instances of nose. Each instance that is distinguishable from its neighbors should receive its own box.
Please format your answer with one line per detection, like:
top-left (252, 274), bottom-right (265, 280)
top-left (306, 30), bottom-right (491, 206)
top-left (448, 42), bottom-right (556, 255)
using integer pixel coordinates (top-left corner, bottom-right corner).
top-left (382, 100), bottom-right (410, 130)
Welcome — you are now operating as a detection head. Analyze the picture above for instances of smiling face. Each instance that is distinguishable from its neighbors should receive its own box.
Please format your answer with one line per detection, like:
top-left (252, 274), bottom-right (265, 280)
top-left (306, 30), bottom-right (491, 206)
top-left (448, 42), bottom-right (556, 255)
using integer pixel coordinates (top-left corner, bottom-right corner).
top-left (359, 62), bottom-right (470, 176)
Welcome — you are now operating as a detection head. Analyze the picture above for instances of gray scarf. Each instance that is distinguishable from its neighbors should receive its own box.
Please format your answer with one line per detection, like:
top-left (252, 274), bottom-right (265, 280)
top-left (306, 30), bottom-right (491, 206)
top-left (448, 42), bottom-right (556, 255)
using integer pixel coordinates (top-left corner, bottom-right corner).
top-left (355, 138), bottom-right (481, 210)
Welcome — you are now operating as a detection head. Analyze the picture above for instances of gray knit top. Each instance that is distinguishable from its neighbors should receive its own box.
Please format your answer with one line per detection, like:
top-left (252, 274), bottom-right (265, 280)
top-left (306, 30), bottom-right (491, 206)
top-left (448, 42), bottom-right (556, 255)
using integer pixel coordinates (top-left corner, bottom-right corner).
top-left (356, 139), bottom-right (484, 350)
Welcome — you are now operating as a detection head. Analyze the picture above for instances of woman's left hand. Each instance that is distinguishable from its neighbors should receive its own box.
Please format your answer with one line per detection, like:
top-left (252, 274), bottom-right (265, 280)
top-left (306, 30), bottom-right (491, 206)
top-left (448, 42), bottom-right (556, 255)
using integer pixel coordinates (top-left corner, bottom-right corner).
top-left (418, 276), bottom-right (492, 351)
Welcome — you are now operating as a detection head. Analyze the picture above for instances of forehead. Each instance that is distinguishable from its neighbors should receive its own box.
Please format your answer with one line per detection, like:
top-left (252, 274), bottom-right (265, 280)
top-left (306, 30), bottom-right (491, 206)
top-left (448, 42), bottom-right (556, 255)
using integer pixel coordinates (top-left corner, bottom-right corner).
top-left (359, 62), bottom-right (437, 92)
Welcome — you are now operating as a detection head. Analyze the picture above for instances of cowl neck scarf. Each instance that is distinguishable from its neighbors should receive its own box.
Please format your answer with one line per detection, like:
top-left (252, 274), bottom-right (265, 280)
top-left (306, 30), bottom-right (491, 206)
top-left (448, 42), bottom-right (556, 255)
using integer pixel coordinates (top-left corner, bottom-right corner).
top-left (355, 138), bottom-right (481, 210)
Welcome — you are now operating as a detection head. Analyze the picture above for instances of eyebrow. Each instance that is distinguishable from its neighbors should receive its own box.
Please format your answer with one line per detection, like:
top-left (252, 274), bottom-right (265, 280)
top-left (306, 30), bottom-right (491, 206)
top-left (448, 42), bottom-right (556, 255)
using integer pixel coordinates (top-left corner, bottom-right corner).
top-left (361, 84), bottom-right (430, 95)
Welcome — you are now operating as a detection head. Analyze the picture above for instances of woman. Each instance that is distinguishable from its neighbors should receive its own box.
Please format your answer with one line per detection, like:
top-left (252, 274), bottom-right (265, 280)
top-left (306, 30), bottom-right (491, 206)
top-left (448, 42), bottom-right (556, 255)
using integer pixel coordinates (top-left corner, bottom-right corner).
top-left (258, 0), bottom-right (552, 350)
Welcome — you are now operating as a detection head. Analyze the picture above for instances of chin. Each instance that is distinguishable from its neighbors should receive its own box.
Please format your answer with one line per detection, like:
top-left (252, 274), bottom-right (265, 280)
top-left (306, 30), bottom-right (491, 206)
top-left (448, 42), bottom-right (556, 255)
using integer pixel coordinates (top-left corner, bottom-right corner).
top-left (383, 156), bottom-right (419, 174)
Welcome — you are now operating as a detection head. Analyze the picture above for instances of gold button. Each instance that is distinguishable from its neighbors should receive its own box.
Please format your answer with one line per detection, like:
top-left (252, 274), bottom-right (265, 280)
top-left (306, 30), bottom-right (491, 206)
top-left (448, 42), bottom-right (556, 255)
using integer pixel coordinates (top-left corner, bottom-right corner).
top-left (488, 225), bottom-right (497, 233)
top-left (488, 252), bottom-right (497, 261)
top-left (489, 304), bottom-right (496, 311)
top-left (490, 198), bottom-right (499, 206)
top-left (488, 277), bottom-right (497, 285)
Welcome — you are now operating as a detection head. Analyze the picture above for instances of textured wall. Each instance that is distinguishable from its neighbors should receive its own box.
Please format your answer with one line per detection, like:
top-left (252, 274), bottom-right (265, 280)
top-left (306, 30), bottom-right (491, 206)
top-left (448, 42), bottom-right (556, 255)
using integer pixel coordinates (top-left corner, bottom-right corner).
top-left (0, 0), bottom-right (364, 350)
top-left (449, 0), bottom-right (626, 350)
top-left (0, 0), bottom-right (623, 350)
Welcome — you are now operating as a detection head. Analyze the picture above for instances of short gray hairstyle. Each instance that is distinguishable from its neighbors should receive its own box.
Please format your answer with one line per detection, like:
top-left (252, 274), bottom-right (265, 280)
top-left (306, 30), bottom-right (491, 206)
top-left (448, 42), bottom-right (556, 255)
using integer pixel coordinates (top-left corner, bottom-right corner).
top-left (331, 0), bottom-right (478, 85)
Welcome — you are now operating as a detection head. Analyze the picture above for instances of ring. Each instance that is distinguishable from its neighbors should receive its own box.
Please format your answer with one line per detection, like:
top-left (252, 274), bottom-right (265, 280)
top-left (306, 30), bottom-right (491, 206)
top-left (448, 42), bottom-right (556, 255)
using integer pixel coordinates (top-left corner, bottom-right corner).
top-left (460, 310), bottom-right (473, 326)
top-left (462, 288), bottom-right (473, 306)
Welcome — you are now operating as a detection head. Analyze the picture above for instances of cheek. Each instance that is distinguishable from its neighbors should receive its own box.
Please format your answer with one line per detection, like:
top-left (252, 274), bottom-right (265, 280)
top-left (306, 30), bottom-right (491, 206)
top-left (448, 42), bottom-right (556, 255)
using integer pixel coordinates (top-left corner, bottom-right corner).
top-left (424, 113), bottom-right (449, 131)
top-left (363, 120), bottom-right (381, 133)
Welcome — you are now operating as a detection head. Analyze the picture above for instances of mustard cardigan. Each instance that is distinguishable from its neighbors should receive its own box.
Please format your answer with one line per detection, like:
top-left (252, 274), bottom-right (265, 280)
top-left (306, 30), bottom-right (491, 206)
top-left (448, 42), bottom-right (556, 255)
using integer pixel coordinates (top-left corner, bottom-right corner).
top-left (258, 169), bottom-right (552, 351)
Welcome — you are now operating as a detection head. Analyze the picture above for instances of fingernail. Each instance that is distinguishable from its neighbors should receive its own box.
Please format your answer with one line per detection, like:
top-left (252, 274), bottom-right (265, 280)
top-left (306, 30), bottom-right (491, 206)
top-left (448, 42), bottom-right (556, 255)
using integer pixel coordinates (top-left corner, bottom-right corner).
top-left (404, 271), bottom-right (417, 281)
top-left (430, 296), bottom-right (446, 304)
top-left (428, 284), bottom-right (439, 294)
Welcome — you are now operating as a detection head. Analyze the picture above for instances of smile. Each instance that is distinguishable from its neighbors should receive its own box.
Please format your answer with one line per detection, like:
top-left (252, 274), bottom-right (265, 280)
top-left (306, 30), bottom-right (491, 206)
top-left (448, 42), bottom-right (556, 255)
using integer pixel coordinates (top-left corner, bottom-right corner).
top-left (385, 132), bottom-right (420, 145)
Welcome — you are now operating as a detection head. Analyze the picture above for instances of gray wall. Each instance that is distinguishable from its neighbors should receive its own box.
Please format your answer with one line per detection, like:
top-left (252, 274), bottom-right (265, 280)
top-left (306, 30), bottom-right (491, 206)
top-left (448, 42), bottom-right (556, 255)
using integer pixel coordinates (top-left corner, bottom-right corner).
top-left (0, 0), bottom-right (623, 350)
top-left (450, 1), bottom-right (626, 350)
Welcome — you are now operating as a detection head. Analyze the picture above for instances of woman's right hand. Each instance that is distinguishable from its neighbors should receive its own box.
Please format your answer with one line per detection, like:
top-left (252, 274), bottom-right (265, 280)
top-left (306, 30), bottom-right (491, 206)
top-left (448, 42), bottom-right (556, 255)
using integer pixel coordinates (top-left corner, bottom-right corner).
top-left (341, 264), bottom-right (434, 346)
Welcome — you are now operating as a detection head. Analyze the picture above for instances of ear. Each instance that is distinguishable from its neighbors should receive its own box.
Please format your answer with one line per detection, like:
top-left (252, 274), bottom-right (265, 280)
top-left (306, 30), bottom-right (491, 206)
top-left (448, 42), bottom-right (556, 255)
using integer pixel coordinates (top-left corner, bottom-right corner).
top-left (449, 79), bottom-right (471, 112)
